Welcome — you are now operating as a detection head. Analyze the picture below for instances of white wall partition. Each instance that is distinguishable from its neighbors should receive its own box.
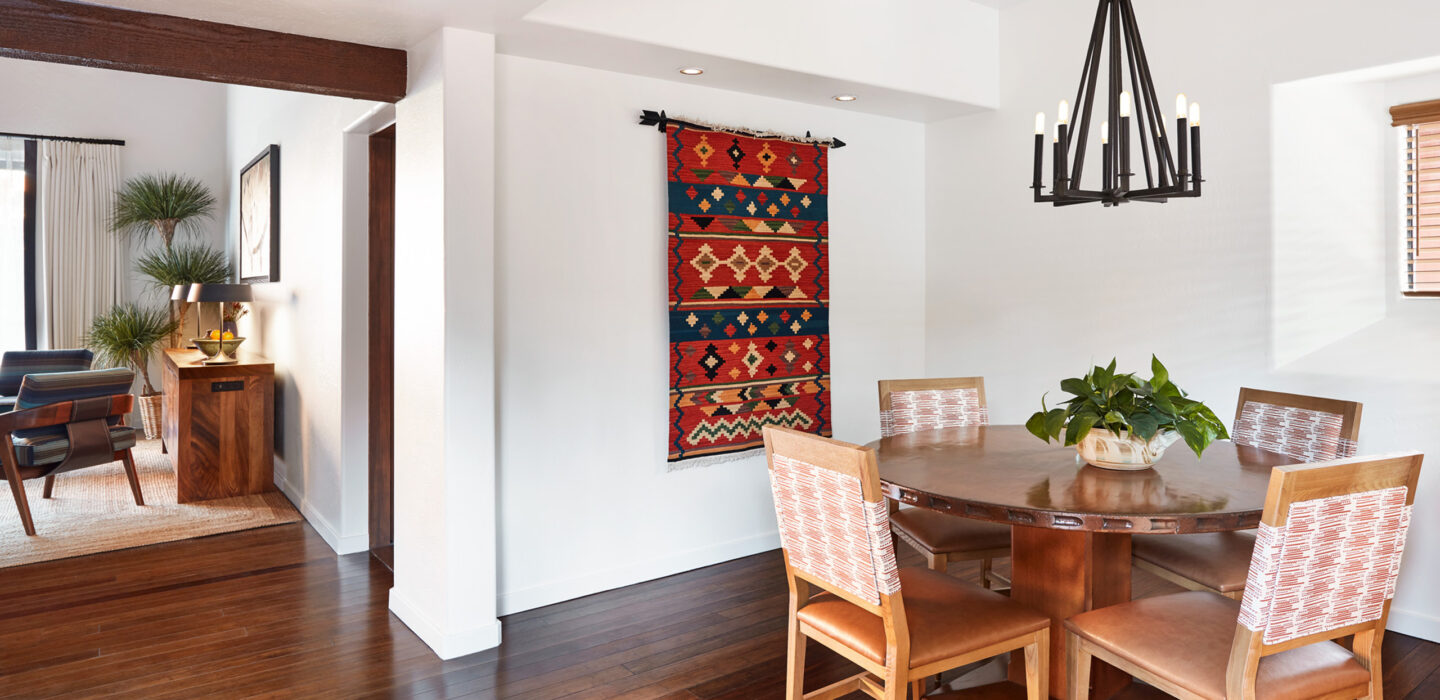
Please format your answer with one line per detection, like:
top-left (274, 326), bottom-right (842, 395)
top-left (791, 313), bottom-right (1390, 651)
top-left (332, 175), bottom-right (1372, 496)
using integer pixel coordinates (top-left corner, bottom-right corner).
top-left (492, 54), bottom-right (927, 615)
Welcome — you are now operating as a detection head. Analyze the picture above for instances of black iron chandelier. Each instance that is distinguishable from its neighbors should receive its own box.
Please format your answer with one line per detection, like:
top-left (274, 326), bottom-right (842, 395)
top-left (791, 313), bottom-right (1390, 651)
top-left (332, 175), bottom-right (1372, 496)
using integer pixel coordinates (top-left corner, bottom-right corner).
top-left (1033, 0), bottom-right (1201, 207)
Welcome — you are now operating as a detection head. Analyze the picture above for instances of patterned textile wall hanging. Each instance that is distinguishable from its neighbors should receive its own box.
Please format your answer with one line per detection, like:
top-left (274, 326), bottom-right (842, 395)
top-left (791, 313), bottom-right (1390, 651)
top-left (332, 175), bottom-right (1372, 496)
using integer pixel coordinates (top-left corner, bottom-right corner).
top-left (663, 119), bottom-right (833, 467)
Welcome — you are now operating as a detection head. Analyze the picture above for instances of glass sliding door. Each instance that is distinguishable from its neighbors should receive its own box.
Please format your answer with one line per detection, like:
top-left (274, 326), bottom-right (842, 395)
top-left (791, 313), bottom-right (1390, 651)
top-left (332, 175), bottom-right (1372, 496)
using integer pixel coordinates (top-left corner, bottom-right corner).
top-left (0, 137), bottom-right (27, 351)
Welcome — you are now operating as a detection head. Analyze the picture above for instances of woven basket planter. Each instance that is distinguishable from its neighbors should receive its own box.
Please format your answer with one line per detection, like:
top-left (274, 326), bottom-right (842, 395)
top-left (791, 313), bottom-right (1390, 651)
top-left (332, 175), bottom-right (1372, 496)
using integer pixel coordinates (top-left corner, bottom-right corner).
top-left (138, 394), bottom-right (163, 440)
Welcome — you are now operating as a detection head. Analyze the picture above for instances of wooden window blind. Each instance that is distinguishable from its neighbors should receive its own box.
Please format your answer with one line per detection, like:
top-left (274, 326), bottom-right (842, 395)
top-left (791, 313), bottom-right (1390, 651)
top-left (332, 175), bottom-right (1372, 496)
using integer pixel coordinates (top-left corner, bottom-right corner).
top-left (1402, 121), bottom-right (1440, 294)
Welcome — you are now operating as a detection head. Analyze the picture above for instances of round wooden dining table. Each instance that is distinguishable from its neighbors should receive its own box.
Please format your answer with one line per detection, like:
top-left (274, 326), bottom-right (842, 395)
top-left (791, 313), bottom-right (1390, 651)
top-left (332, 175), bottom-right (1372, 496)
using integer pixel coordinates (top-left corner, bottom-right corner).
top-left (869, 424), bottom-right (1294, 699)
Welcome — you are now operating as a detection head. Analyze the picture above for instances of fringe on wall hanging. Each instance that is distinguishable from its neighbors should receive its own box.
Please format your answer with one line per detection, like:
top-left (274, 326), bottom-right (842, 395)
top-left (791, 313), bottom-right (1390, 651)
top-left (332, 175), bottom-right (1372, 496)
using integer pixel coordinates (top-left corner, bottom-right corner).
top-left (638, 110), bottom-right (846, 149)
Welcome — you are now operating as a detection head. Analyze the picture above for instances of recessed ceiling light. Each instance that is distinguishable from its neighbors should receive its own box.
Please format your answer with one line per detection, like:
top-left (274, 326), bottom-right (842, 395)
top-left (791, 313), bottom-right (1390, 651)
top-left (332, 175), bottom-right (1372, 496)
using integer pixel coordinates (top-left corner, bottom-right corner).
top-left (679, 67), bottom-right (704, 76)
top-left (833, 94), bottom-right (858, 102)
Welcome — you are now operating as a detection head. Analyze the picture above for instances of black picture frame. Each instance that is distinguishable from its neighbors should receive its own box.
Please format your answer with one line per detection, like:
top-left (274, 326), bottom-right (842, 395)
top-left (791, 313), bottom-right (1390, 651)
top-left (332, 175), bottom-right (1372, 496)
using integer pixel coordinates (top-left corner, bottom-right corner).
top-left (239, 144), bottom-right (280, 283)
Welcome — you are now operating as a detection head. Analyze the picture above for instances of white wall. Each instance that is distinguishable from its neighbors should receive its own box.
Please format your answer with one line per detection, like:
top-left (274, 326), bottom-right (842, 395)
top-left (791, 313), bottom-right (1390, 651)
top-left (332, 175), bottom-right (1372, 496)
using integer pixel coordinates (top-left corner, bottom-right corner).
top-left (390, 27), bottom-right (502, 660)
top-left (223, 84), bottom-right (380, 554)
top-left (928, 0), bottom-right (1440, 641)
top-left (0, 56), bottom-right (228, 313)
top-left (493, 55), bottom-right (928, 614)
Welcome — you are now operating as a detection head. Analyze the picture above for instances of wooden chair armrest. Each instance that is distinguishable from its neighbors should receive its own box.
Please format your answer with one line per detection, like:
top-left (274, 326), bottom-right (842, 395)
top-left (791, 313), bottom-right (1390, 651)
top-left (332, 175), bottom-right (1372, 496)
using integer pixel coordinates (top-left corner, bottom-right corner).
top-left (0, 395), bottom-right (135, 435)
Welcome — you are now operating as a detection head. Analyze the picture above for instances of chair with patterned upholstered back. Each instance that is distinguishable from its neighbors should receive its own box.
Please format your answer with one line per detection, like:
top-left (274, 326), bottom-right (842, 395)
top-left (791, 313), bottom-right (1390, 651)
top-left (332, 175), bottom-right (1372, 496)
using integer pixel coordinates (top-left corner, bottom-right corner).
top-left (1133, 388), bottom-right (1363, 600)
top-left (0, 368), bottom-right (144, 535)
top-left (764, 426), bottom-right (1050, 700)
top-left (0, 349), bottom-right (94, 413)
top-left (878, 377), bottom-right (1011, 588)
top-left (1067, 452), bottom-right (1420, 700)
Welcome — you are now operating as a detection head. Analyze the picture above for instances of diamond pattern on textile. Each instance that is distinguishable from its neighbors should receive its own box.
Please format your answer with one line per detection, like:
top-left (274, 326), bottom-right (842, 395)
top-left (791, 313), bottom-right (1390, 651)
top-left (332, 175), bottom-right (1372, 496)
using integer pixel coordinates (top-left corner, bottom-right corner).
top-left (1238, 487), bottom-right (1411, 645)
top-left (881, 388), bottom-right (988, 438)
top-left (769, 453), bottom-right (901, 604)
top-left (1233, 401), bottom-right (1354, 462)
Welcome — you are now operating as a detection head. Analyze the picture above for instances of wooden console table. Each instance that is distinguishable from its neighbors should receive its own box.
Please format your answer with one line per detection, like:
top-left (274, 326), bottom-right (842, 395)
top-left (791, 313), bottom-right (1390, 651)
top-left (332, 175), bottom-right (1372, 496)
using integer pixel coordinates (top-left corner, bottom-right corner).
top-left (161, 348), bottom-right (275, 503)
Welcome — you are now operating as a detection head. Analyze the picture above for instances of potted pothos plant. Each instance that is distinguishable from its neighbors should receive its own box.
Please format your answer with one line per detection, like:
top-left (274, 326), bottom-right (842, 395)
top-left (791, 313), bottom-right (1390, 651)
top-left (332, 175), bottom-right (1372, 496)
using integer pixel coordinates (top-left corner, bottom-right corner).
top-left (1025, 356), bottom-right (1229, 470)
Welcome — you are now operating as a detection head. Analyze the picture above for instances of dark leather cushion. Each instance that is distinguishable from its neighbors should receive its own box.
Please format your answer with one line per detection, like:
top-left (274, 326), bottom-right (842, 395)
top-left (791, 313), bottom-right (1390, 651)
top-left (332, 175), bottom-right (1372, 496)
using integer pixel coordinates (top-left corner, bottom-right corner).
top-left (1132, 531), bottom-right (1256, 593)
top-left (1065, 591), bottom-right (1371, 700)
top-left (890, 508), bottom-right (1011, 554)
top-left (796, 567), bottom-right (1048, 669)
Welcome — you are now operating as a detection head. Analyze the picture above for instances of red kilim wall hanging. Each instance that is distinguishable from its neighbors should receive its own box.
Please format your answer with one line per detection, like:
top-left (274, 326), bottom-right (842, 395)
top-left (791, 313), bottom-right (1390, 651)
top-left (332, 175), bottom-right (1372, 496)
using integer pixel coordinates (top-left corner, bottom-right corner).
top-left (642, 111), bottom-right (843, 468)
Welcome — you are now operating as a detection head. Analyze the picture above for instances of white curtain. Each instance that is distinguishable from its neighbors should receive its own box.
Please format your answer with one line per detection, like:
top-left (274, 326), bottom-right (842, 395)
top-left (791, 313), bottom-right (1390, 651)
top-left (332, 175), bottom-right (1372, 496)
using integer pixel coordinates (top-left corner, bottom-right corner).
top-left (38, 141), bottom-right (124, 350)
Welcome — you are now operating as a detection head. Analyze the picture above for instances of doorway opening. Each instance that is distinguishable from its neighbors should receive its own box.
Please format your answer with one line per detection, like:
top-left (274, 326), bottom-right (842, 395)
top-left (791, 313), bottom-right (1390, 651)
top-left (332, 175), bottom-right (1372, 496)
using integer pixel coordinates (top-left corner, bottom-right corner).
top-left (368, 123), bottom-right (396, 570)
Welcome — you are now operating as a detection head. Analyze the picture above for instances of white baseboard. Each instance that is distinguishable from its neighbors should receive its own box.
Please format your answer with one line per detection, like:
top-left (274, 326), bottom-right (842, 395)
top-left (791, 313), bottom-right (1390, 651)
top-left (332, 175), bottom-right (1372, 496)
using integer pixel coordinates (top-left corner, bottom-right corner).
top-left (496, 530), bottom-right (781, 616)
top-left (1389, 605), bottom-right (1440, 643)
top-left (389, 587), bottom-right (502, 660)
top-left (273, 459), bottom-right (368, 555)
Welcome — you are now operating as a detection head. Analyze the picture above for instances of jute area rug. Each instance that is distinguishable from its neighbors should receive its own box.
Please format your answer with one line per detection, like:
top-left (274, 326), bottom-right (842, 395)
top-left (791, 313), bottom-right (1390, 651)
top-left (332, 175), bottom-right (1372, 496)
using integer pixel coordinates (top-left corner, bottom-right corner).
top-left (0, 439), bottom-right (300, 568)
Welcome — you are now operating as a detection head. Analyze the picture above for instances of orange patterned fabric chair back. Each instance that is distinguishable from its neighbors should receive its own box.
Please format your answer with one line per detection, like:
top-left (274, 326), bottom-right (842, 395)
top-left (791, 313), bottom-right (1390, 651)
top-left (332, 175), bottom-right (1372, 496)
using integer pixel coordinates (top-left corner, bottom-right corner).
top-left (1231, 388), bottom-right (1361, 463)
top-left (763, 427), bottom-right (901, 606)
top-left (1236, 454), bottom-right (1420, 646)
top-left (878, 377), bottom-right (988, 438)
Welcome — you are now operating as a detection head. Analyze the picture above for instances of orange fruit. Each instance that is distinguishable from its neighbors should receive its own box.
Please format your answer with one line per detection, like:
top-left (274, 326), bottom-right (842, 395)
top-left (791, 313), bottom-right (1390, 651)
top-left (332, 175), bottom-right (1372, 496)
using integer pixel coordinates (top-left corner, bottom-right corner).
top-left (209, 330), bottom-right (221, 340)
top-left (222, 331), bottom-right (235, 340)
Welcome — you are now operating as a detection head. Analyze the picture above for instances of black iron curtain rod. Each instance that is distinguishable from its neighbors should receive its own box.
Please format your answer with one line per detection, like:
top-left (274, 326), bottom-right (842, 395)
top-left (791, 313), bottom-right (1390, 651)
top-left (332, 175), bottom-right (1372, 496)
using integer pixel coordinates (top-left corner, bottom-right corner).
top-left (638, 110), bottom-right (845, 148)
top-left (0, 131), bottom-right (125, 146)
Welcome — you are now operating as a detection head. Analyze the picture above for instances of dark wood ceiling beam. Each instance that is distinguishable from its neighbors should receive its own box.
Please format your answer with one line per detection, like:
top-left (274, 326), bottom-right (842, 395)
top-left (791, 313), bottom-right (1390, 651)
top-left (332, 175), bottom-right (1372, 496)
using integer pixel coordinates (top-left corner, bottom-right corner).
top-left (0, 0), bottom-right (406, 102)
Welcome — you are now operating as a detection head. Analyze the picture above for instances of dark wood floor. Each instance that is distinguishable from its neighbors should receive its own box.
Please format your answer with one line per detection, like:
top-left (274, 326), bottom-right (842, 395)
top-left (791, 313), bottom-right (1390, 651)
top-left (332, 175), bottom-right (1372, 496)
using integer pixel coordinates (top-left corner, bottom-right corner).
top-left (1, 522), bottom-right (1438, 699)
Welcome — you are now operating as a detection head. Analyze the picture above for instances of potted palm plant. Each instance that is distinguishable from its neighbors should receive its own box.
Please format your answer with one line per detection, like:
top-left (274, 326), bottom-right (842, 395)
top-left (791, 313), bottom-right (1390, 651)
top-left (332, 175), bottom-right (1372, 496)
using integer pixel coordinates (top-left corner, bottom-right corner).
top-left (111, 173), bottom-right (217, 251)
top-left (134, 244), bottom-right (230, 347)
top-left (111, 173), bottom-right (222, 349)
top-left (85, 304), bottom-right (179, 440)
top-left (1025, 356), bottom-right (1229, 470)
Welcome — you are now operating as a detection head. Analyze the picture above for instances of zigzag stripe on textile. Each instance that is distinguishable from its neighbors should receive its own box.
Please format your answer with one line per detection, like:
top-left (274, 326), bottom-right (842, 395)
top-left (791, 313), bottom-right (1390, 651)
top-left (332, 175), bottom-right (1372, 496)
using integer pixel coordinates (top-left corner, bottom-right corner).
top-left (685, 409), bottom-right (814, 446)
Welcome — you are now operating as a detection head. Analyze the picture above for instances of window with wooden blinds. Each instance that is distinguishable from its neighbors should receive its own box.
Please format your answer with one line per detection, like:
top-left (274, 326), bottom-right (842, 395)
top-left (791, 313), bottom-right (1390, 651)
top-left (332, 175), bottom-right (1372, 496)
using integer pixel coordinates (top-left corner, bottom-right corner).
top-left (1403, 122), bottom-right (1440, 294)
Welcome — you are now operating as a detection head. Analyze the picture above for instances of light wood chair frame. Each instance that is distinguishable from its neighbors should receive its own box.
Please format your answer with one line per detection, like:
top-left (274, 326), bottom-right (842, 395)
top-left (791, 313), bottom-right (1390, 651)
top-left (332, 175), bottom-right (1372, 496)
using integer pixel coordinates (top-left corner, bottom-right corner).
top-left (1133, 387), bottom-right (1364, 600)
top-left (765, 426), bottom-right (1047, 700)
top-left (1072, 452), bottom-right (1421, 700)
top-left (0, 394), bottom-right (143, 536)
top-left (878, 377), bottom-right (1009, 588)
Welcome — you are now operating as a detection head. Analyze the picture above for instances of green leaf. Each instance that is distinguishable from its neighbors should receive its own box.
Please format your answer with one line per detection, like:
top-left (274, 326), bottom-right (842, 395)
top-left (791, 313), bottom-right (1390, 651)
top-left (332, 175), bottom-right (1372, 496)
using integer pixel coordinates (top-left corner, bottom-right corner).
top-left (1176, 420), bottom-right (1206, 457)
top-left (1129, 412), bottom-right (1160, 441)
top-left (1103, 410), bottom-right (1127, 426)
top-left (1059, 377), bottom-right (1092, 399)
top-left (1043, 408), bottom-right (1067, 440)
top-left (1025, 411), bottom-right (1051, 442)
top-left (1150, 355), bottom-right (1169, 389)
top-left (1064, 413), bottom-right (1098, 445)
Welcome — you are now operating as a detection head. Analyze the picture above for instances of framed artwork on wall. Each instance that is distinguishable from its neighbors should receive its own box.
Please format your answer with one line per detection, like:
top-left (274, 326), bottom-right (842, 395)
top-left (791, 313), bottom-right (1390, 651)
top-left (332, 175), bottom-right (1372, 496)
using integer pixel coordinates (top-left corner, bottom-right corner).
top-left (239, 144), bottom-right (280, 283)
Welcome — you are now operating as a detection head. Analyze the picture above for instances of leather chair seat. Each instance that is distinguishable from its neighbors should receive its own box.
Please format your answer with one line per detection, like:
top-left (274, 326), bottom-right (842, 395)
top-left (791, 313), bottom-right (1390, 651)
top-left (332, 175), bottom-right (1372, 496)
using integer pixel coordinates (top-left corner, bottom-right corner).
top-left (1065, 591), bottom-right (1371, 700)
top-left (890, 508), bottom-right (1011, 553)
top-left (796, 567), bottom-right (1048, 669)
top-left (1132, 531), bottom-right (1255, 593)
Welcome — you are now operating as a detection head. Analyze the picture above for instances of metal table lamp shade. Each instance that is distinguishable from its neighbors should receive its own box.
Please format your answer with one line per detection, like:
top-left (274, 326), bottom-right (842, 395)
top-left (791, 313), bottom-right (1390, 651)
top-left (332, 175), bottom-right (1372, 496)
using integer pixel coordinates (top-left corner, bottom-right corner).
top-left (186, 284), bottom-right (253, 364)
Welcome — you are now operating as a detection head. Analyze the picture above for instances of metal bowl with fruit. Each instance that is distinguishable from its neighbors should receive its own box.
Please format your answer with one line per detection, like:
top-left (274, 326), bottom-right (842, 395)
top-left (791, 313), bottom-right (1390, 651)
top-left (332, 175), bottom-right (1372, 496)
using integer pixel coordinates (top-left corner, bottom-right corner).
top-left (193, 330), bottom-right (245, 364)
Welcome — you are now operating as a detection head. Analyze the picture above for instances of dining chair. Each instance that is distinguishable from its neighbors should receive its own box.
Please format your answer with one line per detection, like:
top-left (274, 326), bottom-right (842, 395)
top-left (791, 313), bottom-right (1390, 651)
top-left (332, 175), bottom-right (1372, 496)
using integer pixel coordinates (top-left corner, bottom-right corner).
top-left (763, 426), bottom-right (1050, 700)
top-left (1132, 388), bottom-right (1362, 599)
top-left (879, 377), bottom-right (1011, 588)
top-left (0, 349), bottom-right (95, 413)
top-left (0, 368), bottom-right (144, 535)
top-left (1066, 451), bottom-right (1420, 700)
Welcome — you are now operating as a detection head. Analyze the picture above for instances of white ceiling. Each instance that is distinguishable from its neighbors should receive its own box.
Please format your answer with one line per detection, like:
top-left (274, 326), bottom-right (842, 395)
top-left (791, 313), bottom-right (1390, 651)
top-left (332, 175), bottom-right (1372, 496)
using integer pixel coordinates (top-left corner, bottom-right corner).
top-left (81, 0), bottom-right (1003, 121)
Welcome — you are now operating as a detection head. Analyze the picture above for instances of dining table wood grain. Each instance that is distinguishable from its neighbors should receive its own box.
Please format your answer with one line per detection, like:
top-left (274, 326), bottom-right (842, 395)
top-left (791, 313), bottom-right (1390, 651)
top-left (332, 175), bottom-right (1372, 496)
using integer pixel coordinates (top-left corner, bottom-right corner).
top-left (868, 424), bottom-right (1295, 699)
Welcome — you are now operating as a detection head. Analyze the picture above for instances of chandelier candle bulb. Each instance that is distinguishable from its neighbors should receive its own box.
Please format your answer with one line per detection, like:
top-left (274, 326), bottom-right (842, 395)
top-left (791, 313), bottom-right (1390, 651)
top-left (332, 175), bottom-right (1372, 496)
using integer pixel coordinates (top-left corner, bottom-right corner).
top-left (1058, 99), bottom-right (1070, 125)
top-left (1120, 91), bottom-right (1133, 117)
top-left (1188, 102), bottom-right (1200, 126)
top-left (1175, 93), bottom-right (1187, 119)
top-left (1035, 112), bottom-right (1046, 135)
top-left (1033, 123), bottom-right (1045, 192)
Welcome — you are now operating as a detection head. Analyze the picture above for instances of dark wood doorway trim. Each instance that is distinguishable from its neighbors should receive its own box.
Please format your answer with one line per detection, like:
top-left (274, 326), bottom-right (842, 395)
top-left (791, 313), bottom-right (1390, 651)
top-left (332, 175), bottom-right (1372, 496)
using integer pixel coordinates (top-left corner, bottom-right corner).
top-left (368, 123), bottom-right (396, 569)
top-left (0, 0), bottom-right (406, 102)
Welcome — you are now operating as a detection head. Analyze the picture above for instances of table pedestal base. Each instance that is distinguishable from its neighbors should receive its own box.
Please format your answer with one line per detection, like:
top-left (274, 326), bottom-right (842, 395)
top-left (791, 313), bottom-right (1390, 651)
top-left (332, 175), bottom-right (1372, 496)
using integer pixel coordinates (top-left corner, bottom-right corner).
top-left (1007, 526), bottom-right (1132, 700)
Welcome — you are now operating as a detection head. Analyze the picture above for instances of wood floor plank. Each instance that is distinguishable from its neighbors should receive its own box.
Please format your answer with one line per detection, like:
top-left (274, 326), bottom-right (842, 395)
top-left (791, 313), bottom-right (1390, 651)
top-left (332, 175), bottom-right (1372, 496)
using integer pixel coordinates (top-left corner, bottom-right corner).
top-left (0, 521), bottom-right (1434, 699)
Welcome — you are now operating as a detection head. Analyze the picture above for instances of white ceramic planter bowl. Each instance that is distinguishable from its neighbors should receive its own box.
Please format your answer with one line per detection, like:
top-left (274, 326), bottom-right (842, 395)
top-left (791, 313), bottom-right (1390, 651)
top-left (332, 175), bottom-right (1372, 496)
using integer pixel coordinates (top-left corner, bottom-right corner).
top-left (1075, 428), bottom-right (1179, 470)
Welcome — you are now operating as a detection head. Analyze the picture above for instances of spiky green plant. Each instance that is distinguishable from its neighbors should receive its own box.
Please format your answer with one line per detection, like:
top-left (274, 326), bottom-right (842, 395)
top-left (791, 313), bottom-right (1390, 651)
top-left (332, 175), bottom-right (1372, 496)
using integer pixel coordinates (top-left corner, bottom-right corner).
top-left (134, 244), bottom-right (231, 291)
top-left (111, 173), bottom-right (217, 250)
top-left (84, 304), bottom-right (179, 396)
